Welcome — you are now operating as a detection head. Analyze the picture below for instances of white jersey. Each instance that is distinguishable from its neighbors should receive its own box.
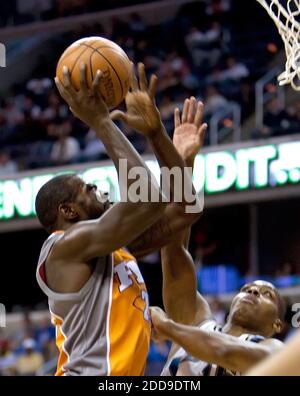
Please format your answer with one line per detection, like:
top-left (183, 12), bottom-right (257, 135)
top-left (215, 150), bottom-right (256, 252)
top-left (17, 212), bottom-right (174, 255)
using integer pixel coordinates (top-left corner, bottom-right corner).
top-left (161, 320), bottom-right (264, 376)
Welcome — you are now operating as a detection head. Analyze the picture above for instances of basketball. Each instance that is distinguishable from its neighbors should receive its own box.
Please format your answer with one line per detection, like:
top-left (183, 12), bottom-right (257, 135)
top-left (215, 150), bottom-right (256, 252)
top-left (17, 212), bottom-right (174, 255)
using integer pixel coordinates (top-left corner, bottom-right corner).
top-left (56, 36), bottom-right (132, 109)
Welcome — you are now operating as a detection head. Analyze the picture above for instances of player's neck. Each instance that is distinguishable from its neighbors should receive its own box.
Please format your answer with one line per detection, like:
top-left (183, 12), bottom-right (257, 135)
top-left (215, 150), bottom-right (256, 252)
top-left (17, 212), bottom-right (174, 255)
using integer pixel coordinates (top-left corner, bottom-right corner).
top-left (53, 220), bottom-right (73, 233)
top-left (222, 322), bottom-right (255, 337)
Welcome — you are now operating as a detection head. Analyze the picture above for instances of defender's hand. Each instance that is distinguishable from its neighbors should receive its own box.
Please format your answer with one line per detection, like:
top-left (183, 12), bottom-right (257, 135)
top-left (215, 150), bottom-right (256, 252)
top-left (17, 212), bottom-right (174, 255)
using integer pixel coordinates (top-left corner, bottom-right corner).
top-left (173, 97), bottom-right (207, 163)
top-left (110, 63), bottom-right (163, 137)
top-left (150, 306), bottom-right (170, 342)
top-left (55, 63), bottom-right (109, 130)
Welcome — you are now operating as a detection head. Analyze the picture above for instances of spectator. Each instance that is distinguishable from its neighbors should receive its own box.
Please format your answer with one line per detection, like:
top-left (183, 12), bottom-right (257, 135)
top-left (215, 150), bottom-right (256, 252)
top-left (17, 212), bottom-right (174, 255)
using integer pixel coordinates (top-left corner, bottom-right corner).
top-left (252, 97), bottom-right (294, 139)
top-left (0, 152), bottom-right (18, 176)
top-left (80, 129), bottom-right (107, 161)
top-left (23, 95), bottom-right (41, 120)
top-left (159, 95), bottom-right (175, 121)
top-left (129, 13), bottom-right (146, 36)
top-left (12, 312), bottom-right (36, 348)
top-left (157, 69), bottom-right (180, 94)
top-left (142, 54), bottom-right (162, 75)
top-left (228, 57), bottom-right (249, 81)
top-left (0, 339), bottom-right (17, 375)
top-left (0, 0), bottom-right (290, 170)
top-left (237, 81), bottom-right (255, 118)
top-left (159, 52), bottom-right (190, 80)
top-left (50, 134), bottom-right (81, 164)
top-left (15, 338), bottom-right (44, 376)
top-left (204, 85), bottom-right (229, 115)
top-left (185, 22), bottom-right (222, 69)
top-left (42, 92), bottom-right (68, 121)
top-left (264, 97), bottom-right (293, 136)
top-left (205, 0), bottom-right (231, 17)
top-left (26, 77), bottom-right (53, 106)
top-left (35, 319), bottom-right (56, 362)
top-left (2, 98), bottom-right (24, 129)
top-left (50, 121), bottom-right (80, 165)
top-left (219, 56), bottom-right (250, 82)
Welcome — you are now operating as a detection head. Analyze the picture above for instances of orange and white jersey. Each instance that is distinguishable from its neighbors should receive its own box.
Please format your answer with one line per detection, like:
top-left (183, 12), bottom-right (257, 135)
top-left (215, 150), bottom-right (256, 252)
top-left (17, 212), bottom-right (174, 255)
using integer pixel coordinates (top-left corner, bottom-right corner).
top-left (36, 232), bottom-right (151, 376)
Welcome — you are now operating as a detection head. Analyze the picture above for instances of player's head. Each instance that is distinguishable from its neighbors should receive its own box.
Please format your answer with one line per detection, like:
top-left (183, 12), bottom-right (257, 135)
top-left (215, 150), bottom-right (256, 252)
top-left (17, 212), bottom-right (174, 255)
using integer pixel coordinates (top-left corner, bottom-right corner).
top-left (35, 174), bottom-right (110, 233)
top-left (227, 280), bottom-right (285, 337)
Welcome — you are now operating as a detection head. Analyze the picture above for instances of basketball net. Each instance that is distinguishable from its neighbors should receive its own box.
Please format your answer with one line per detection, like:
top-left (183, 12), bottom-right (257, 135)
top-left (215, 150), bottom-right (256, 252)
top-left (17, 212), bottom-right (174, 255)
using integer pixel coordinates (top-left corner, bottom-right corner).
top-left (257, 0), bottom-right (300, 90)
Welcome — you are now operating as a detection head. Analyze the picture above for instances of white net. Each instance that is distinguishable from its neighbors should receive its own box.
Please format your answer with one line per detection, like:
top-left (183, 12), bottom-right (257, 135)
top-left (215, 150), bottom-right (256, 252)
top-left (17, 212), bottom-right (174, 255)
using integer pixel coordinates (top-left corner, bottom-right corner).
top-left (257, 0), bottom-right (300, 90)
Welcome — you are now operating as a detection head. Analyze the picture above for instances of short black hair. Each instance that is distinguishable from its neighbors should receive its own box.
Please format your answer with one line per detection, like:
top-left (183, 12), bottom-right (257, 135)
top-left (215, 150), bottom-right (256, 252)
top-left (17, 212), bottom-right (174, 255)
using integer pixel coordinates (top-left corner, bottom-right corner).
top-left (35, 174), bottom-right (79, 233)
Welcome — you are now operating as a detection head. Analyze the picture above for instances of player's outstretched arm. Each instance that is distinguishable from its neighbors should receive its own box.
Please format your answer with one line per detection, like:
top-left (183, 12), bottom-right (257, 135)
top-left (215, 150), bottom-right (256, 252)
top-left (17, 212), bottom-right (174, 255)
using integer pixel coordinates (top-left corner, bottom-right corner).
top-left (53, 63), bottom-right (167, 262)
top-left (246, 330), bottom-right (300, 376)
top-left (55, 63), bottom-right (161, 179)
top-left (161, 235), bottom-right (212, 326)
top-left (110, 63), bottom-right (204, 192)
top-left (123, 89), bottom-right (207, 257)
top-left (150, 307), bottom-right (283, 374)
top-left (161, 106), bottom-right (211, 325)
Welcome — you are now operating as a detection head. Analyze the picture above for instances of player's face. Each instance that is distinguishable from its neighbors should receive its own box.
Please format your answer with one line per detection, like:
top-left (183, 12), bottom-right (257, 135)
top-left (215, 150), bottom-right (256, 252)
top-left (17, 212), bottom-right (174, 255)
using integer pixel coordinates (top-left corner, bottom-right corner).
top-left (228, 280), bottom-right (280, 335)
top-left (75, 179), bottom-right (111, 220)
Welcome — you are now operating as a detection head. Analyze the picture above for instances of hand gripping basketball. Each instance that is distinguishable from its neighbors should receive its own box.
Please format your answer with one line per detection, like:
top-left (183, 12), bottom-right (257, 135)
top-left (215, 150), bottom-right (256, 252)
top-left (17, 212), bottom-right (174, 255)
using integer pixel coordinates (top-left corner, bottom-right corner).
top-left (55, 63), bottom-right (109, 130)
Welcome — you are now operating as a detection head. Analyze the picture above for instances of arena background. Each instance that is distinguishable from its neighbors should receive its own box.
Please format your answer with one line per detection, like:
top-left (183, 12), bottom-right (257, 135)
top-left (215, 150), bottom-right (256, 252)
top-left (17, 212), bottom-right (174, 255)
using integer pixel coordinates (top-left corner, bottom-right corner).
top-left (0, 0), bottom-right (300, 376)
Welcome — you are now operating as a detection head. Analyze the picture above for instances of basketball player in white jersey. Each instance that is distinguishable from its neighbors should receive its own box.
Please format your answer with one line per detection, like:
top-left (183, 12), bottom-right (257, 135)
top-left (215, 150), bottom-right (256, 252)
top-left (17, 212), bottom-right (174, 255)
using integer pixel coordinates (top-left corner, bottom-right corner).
top-left (150, 105), bottom-right (286, 375)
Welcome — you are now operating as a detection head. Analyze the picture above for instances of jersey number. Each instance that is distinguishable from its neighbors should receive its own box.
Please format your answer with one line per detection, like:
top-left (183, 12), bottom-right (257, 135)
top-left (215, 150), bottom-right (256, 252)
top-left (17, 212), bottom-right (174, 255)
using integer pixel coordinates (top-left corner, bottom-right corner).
top-left (114, 260), bottom-right (150, 322)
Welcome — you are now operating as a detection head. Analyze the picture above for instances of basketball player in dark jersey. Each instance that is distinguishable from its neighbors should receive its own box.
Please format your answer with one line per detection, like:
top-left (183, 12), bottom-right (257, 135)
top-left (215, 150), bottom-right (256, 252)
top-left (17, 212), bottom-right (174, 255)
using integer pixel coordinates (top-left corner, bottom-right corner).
top-left (35, 62), bottom-right (204, 375)
top-left (150, 105), bottom-right (286, 375)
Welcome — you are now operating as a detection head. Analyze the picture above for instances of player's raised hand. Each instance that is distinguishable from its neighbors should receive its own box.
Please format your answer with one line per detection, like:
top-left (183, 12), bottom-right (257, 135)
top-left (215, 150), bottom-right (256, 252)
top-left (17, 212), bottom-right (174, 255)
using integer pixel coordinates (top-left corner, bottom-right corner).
top-left (55, 63), bottom-right (109, 130)
top-left (110, 63), bottom-right (163, 137)
top-left (173, 97), bottom-right (207, 163)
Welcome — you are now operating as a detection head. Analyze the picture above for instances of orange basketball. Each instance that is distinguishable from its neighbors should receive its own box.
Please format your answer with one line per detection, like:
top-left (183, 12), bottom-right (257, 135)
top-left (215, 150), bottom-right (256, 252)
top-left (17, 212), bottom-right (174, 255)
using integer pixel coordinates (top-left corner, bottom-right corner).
top-left (56, 36), bottom-right (131, 109)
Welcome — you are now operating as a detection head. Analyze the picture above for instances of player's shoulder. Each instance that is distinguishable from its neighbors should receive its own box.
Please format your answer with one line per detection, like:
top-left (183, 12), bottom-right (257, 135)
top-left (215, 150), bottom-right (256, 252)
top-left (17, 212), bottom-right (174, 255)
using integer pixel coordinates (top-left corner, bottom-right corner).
top-left (44, 229), bottom-right (78, 267)
top-left (41, 230), bottom-right (65, 254)
top-left (197, 318), bottom-right (221, 332)
top-left (44, 230), bottom-right (65, 253)
top-left (260, 337), bottom-right (284, 351)
top-left (46, 222), bottom-right (93, 262)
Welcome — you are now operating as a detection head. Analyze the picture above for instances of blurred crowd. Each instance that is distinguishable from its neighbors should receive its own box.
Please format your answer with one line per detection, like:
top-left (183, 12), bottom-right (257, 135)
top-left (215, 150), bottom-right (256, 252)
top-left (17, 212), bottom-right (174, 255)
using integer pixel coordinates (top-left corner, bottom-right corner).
top-left (0, 0), bottom-right (160, 27)
top-left (0, 309), bottom-right (170, 376)
top-left (0, 0), bottom-right (290, 176)
top-left (0, 295), bottom-right (297, 376)
top-left (0, 312), bottom-right (56, 376)
top-left (252, 96), bottom-right (300, 139)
